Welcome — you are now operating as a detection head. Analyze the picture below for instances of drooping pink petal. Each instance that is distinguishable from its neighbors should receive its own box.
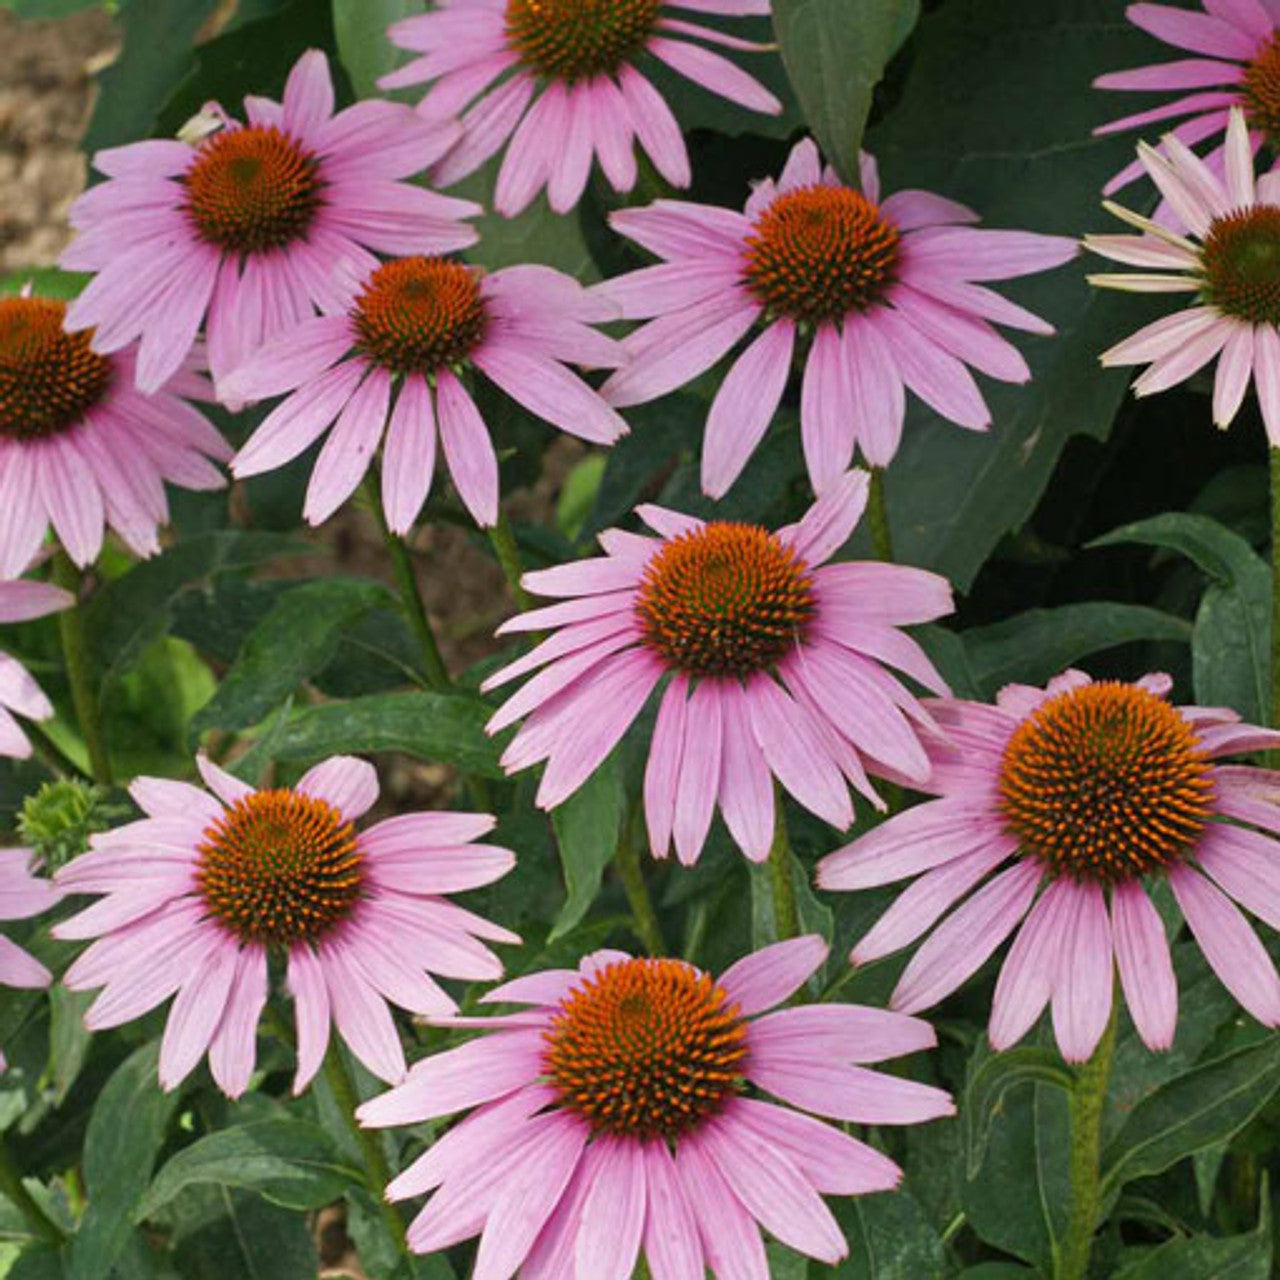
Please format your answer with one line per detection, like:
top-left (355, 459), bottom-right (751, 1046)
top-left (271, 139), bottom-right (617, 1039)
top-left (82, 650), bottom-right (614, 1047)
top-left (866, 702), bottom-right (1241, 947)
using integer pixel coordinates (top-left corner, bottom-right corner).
top-left (1112, 880), bottom-right (1178, 1052)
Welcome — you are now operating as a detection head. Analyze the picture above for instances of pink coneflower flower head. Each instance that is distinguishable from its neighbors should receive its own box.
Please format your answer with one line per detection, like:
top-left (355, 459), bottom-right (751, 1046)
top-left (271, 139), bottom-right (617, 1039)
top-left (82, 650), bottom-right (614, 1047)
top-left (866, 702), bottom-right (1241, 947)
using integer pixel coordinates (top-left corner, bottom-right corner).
top-left (221, 256), bottom-right (628, 530)
top-left (61, 50), bottom-right (473, 394)
top-left (0, 575), bottom-right (72, 758)
top-left (357, 936), bottom-right (953, 1270)
top-left (485, 470), bottom-right (953, 863)
top-left (596, 138), bottom-right (1078, 498)
top-left (0, 290), bottom-right (229, 572)
top-left (383, 0), bottom-right (780, 218)
top-left (817, 669), bottom-right (1280, 1063)
top-left (1094, 0), bottom-right (1280, 195)
top-left (1087, 109), bottom-right (1280, 439)
top-left (53, 754), bottom-right (518, 1096)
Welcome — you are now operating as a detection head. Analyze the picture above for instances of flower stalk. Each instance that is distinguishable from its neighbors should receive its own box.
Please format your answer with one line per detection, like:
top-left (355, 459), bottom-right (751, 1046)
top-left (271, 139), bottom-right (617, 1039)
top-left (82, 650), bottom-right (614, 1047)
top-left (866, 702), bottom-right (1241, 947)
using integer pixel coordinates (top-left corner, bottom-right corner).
top-left (51, 553), bottom-right (112, 787)
top-left (868, 467), bottom-right (894, 562)
top-left (615, 809), bottom-right (666, 956)
top-left (488, 509), bottom-right (535, 612)
top-left (768, 802), bottom-right (800, 942)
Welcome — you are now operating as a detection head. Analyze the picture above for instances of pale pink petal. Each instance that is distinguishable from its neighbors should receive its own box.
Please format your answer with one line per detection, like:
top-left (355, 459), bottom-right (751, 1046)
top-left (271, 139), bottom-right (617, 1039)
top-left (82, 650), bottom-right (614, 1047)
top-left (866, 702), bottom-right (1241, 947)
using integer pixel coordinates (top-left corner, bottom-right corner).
top-left (382, 374), bottom-right (437, 535)
top-left (718, 934), bottom-right (827, 1015)
top-left (575, 1138), bottom-right (646, 1280)
top-left (643, 1140), bottom-right (704, 1280)
top-left (672, 679), bottom-right (723, 865)
top-left (288, 943), bottom-right (332, 1093)
top-left (618, 66), bottom-right (691, 187)
top-left (645, 676), bottom-right (689, 859)
top-left (296, 755), bottom-right (379, 821)
top-left (1112, 880), bottom-right (1178, 1052)
top-left (1051, 881), bottom-right (1113, 1063)
top-left (436, 370), bottom-right (499, 526)
top-left (208, 944), bottom-right (268, 1098)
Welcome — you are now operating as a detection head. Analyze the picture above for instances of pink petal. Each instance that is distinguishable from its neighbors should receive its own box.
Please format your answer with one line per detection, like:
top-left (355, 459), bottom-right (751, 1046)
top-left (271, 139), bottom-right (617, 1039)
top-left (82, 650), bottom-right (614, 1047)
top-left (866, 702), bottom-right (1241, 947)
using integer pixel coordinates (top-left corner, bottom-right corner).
top-left (1050, 881), bottom-right (1113, 1063)
top-left (296, 755), bottom-right (379, 822)
top-left (1112, 880), bottom-right (1178, 1052)
top-left (718, 935), bottom-right (827, 1015)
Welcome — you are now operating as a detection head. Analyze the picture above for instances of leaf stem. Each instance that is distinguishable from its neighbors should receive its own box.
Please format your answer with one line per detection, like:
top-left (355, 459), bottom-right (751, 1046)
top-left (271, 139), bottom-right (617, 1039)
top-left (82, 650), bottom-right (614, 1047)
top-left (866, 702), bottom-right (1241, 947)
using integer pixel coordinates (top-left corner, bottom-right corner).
top-left (322, 1046), bottom-right (407, 1258)
top-left (487, 509), bottom-right (534, 612)
top-left (51, 554), bottom-right (112, 787)
top-left (365, 477), bottom-right (453, 693)
top-left (768, 802), bottom-right (800, 942)
top-left (0, 1132), bottom-right (64, 1247)
top-left (614, 809), bottom-right (666, 956)
top-left (1057, 1008), bottom-right (1118, 1280)
top-left (868, 467), bottom-right (894, 562)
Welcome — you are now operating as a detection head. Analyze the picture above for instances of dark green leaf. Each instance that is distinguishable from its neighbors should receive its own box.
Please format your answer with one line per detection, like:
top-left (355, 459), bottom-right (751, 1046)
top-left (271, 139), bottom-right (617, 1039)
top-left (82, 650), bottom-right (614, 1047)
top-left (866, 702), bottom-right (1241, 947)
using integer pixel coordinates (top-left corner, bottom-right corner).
top-left (964, 603), bottom-right (1191, 696)
top-left (550, 754), bottom-right (624, 940)
top-left (956, 1268), bottom-right (1038, 1280)
top-left (962, 1044), bottom-right (1075, 1178)
top-left (1091, 512), bottom-right (1271, 722)
top-left (772, 0), bottom-right (919, 183)
top-left (137, 1119), bottom-right (359, 1219)
top-left (828, 1186), bottom-right (946, 1279)
top-left (1101, 1039), bottom-right (1280, 1196)
top-left (232, 691), bottom-right (505, 779)
top-left (10, 1245), bottom-right (67, 1280)
top-left (333, 0), bottom-right (414, 98)
top-left (188, 578), bottom-right (391, 743)
top-left (66, 1044), bottom-right (181, 1280)
top-left (863, 0), bottom-right (1158, 590)
top-left (171, 1189), bottom-right (318, 1280)
top-left (88, 532), bottom-right (302, 683)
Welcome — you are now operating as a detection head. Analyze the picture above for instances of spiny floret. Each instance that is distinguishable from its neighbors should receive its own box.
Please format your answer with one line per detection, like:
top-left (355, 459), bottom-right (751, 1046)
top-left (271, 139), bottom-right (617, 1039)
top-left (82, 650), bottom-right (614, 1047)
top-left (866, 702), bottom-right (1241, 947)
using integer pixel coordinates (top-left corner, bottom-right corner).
top-left (505, 0), bottom-right (662, 81)
top-left (196, 789), bottom-right (364, 945)
top-left (745, 185), bottom-right (901, 324)
top-left (1244, 33), bottom-right (1280, 147)
top-left (999, 682), bottom-right (1214, 884)
top-left (1201, 206), bottom-right (1280, 326)
top-left (0, 297), bottom-right (113, 440)
top-left (353, 257), bottom-right (488, 376)
top-left (544, 958), bottom-right (748, 1139)
top-left (183, 125), bottom-right (324, 255)
top-left (636, 522), bottom-right (815, 678)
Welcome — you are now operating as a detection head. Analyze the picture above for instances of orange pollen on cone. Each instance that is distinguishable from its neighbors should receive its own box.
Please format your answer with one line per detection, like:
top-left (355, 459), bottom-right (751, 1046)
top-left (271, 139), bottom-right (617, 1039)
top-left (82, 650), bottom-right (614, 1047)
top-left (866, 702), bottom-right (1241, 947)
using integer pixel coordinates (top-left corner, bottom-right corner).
top-left (182, 125), bottom-right (324, 254)
top-left (353, 256), bottom-right (488, 376)
top-left (0, 296), bottom-right (113, 441)
top-left (504, 0), bottom-right (662, 81)
top-left (196, 789), bottom-right (364, 945)
top-left (636, 521), bottom-right (815, 678)
top-left (998, 682), bottom-right (1214, 885)
top-left (744, 184), bottom-right (902, 324)
top-left (1200, 205), bottom-right (1280, 325)
top-left (1243, 32), bottom-right (1280, 146)
top-left (544, 958), bottom-right (748, 1140)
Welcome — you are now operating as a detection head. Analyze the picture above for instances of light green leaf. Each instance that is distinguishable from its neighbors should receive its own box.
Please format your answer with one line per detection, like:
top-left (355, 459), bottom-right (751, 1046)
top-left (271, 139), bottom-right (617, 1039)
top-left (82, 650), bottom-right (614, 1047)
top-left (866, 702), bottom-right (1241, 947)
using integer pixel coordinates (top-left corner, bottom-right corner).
top-left (333, 0), bottom-right (414, 99)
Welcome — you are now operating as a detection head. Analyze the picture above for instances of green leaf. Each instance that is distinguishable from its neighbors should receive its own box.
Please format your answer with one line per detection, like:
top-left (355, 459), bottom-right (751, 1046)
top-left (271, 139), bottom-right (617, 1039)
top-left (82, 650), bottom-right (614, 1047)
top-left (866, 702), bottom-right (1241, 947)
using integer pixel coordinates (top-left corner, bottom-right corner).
top-left (171, 1188), bottom-right (318, 1280)
top-left (961, 1044), bottom-right (1075, 1178)
top-left (66, 1044), bottom-right (182, 1280)
top-left (828, 1187), bottom-right (946, 1279)
top-left (333, 0), bottom-right (414, 98)
top-left (862, 0), bottom-right (1158, 590)
top-left (963, 603), bottom-right (1192, 696)
top-left (88, 532), bottom-right (303, 684)
top-left (45, 987), bottom-right (94, 1108)
top-left (1091, 512), bottom-right (1271, 722)
top-left (772, 0), bottom-right (919, 183)
top-left (188, 578), bottom-right (391, 743)
top-left (1101, 1038), bottom-right (1280, 1197)
top-left (956, 1268), bottom-right (1038, 1280)
top-left (83, 0), bottom-right (220, 153)
top-left (137, 1119), bottom-right (359, 1219)
top-left (231, 690), bottom-right (505, 780)
top-left (0, 269), bottom-right (91, 300)
top-left (550, 754), bottom-right (624, 940)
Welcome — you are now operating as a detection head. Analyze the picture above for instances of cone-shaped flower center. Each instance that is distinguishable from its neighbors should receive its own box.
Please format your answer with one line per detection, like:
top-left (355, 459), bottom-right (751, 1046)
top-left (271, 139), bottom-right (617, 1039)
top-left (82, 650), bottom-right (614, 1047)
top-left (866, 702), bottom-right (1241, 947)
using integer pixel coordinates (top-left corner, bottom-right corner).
top-left (636, 522), bottom-right (815, 678)
top-left (745, 185), bottom-right (901, 324)
top-left (1201, 205), bottom-right (1280, 324)
top-left (544, 958), bottom-right (748, 1139)
top-left (0, 297), bottom-right (113, 441)
top-left (1243, 32), bottom-right (1280, 146)
top-left (196, 789), bottom-right (364, 945)
top-left (353, 257), bottom-right (488, 376)
top-left (999, 682), bottom-right (1213, 884)
top-left (183, 125), bottom-right (324, 255)
top-left (505, 0), bottom-right (662, 81)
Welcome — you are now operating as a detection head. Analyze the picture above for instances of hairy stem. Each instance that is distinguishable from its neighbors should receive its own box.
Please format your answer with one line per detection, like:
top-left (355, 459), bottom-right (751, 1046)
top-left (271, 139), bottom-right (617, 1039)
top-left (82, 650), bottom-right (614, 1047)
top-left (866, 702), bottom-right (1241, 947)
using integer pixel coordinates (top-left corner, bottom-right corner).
top-left (487, 510), bottom-right (534, 612)
top-left (868, 467), bottom-right (894, 563)
top-left (768, 803), bottom-right (800, 941)
top-left (323, 1047), bottom-right (407, 1256)
top-left (615, 810), bottom-right (666, 956)
top-left (0, 1133), bottom-right (64, 1247)
top-left (1058, 1009), bottom-right (1118, 1280)
top-left (51, 554), bottom-right (111, 787)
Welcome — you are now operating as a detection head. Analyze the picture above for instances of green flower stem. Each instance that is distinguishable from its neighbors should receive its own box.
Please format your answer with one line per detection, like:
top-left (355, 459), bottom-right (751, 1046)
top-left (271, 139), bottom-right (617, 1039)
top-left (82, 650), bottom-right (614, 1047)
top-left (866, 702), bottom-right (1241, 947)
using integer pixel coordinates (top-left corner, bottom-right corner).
top-left (365, 478), bottom-right (453, 693)
top-left (0, 1132), bottom-right (64, 1247)
top-left (322, 1046), bottom-right (407, 1257)
top-left (868, 467), bottom-right (894, 563)
top-left (1058, 1008), bottom-right (1118, 1280)
top-left (487, 509), bottom-right (534, 613)
top-left (768, 802), bottom-right (800, 942)
top-left (1270, 447), bottom-right (1280, 740)
top-left (51, 554), bottom-right (112, 787)
top-left (615, 811), bottom-right (666, 956)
